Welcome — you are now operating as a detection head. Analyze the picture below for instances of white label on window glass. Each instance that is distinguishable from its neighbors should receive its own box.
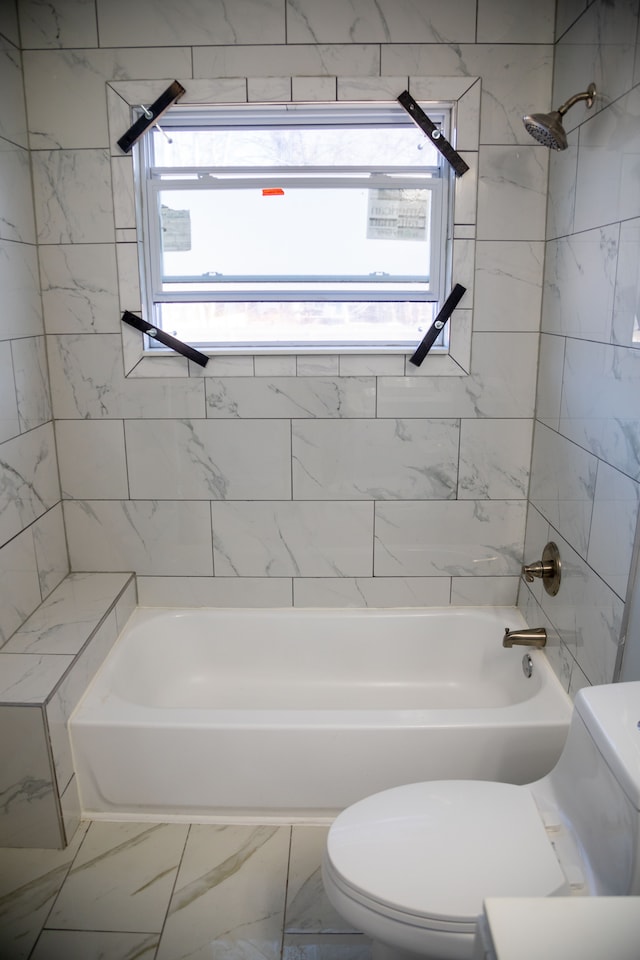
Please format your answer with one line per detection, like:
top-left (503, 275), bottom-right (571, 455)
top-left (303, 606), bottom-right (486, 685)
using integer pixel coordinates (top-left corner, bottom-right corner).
top-left (367, 189), bottom-right (427, 241)
top-left (161, 205), bottom-right (192, 251)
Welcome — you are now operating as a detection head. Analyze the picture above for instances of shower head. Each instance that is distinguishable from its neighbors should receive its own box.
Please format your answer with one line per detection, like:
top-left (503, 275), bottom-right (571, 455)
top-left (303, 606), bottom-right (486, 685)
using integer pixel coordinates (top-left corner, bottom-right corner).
top-left (523, 83), bottom-right (596, 150)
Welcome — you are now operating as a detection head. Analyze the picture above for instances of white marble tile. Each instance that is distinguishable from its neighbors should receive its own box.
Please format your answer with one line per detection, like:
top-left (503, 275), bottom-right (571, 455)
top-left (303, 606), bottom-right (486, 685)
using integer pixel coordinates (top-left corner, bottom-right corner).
top-left (374, 500), bottom-right (526, 577)
top-left (32, 504), bottom-right (69, 601)
top-left (542, 226), bottom-right (618, 341)
top-left (292, 419), bottom-right (459, 500)
top-left (0, 338), bottom-right (19, 442)
top-left (39, 243), bottom-right (120, 334)
top-left (587, 462), bottom-right (640, 599)
top-left (248, 76), bottom-right (291, 102)
top-left (535, 333), bottom-right (565, 430)
top-left (451, 576), bottom-right (519, 606)
top-left (337, 77), bottom-right (408, 101)
top-left (293, 576), bottom-right (451, 608)
top-left (24, 49), bottom-right (192, 149)
top-left (544, 127), bottom-right (578, 243)
top-left (292, 77), bottom-right (338, 102)
top-left (553, 0), bottom-right (638, 128)
top-left (31, 930), bottom-right (160, 960)
top-left (64, 500), bottom-right (214, 576)
top-left (0, 239), bottom-right (43, 341)
top-left (283, 933), bottom-right (371, 960)
top-left (612, 217), bottom-right (640, 349)
top-left (477, 145), bottom-right (548, 241)
top-left (5, 572), bottom-right (130, 656)
top-left (48, 821), bottom-right (189, 932)
top-left (137, 576), bottom-right (292, 607)
top-left (287, 0), bottom-right (476, 43)
top-left (0, 37), bottom-right (27, 149)
top-left (560, 338), bottom-right (640, 481)
top-left (212, 501), bottom-right (374, 577)
top-left (19, 0), bottom-right (98, 48)
top-left (32, 930), bottom-right (160, 960)
top-left (0, 821), bottom-right (88, 960)
top-left (13, 336), bottom-right (52, 432)
top-left (377, 333), bottom-right (538, 419)
top-left (56, 420), bottom-right (128, 500)
top-left (31, 149), bottom-right (114, 244)
top-left (125, 418), bottom-right (291, 500)
top-left (193, 44), bottom-right (380, 80)
top-left (474, 241), bottom-right (544, 332)
top-left (0, 527), bottom-right (41, 647)
top-left (116, 242), bottom-right (141, 312)
top-left (536, 531), bottom-right (623, 687)
top-left (382, 45), bottom-right (553, 148)
top-left (521, 503), bottom-right (552, 609)
top-left (205, 377), bottom-right (376, 418)
top-left (529, 423), bottom-right (597, 558)
top-left (0, 141), bottom-right (35, 243)
top-left (573, 87), bottom-right (640, 234)
top-left (0, 423), bottom-right (61, 546)
top-left (555, 0), bottom-right (589, 41)
top-left (477, 0), bottom-right (555, 42)
top-left (0, 705), bottom-right (61, 848)
top-left (0, 653), bottom-right (73, 702)
top-left (48, 334), bottom-right (205, 419)
top-left (0, 1), bottom-right (19, 46)
top-left (296, 356), bottom-right (339, 377)
top-left (286, 826), bottom-right (356, 934)
top-left (338, 355), bottom-right (405, 376)
top-left (458, 419), bottom-right (533, 499)
top-left (98, 0), bottom-right (284, 44)
top-left (157, 824), bottom-right (289, 960)
top-left (115, 577), bottom-right (137, 633)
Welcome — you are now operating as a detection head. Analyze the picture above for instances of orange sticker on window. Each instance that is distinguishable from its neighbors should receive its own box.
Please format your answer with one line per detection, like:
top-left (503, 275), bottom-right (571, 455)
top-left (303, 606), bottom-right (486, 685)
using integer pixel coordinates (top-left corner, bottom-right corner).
top-left (262, 188), bottom-right (285, 196)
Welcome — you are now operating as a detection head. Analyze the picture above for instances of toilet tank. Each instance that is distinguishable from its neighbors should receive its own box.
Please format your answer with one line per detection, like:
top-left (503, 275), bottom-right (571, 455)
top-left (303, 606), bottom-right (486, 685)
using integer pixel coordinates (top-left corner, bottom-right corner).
top-left (547, 681), bottom-right (640, 895)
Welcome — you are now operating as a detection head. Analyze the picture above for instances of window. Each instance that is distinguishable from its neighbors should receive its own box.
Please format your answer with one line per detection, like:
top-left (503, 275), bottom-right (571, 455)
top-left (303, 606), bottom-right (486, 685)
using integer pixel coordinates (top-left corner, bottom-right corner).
top-left (135, 101), bottom-right (453, 354)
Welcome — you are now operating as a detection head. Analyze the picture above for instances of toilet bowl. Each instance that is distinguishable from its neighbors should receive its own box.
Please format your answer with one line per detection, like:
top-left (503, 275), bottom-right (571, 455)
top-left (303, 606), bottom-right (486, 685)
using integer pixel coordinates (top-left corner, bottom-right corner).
top-left (322, 681), bottom-right (640, 960)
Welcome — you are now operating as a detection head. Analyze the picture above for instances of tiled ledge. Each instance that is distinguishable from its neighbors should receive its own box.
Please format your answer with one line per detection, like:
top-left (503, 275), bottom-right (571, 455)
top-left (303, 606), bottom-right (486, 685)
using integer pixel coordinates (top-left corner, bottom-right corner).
top-left (0, 572), bottom-right (136, 849)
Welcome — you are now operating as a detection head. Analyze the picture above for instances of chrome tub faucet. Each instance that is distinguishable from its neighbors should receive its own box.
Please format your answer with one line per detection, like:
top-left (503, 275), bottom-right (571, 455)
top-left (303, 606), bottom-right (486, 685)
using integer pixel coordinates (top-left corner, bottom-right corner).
top-left (503, 627), bottom-right (547, 648)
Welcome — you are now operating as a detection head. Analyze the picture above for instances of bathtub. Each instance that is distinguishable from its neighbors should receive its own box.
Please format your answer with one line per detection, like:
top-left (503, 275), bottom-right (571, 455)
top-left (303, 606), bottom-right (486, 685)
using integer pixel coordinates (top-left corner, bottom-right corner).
top-left (70, 606), bottom-right (572, 821)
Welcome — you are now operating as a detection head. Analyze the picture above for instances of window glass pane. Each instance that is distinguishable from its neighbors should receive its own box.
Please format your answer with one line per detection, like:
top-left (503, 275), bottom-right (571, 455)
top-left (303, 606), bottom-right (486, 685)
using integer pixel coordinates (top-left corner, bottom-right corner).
top-left (158, 300), bottom-right (435, 348)
top-left (152, 123), bottom-right (441, 169)
top-left (158, 186), bottom-right (433, 285)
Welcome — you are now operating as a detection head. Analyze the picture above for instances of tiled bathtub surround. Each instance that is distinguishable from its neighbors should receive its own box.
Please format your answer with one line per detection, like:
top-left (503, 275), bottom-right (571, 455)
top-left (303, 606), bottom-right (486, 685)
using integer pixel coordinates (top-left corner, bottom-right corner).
top-left (0, 572), bottom-right (136, 849)
top-left (517, 0), bottom-right (640, 694)
top-left (14, 0), bottom-right (554, 617)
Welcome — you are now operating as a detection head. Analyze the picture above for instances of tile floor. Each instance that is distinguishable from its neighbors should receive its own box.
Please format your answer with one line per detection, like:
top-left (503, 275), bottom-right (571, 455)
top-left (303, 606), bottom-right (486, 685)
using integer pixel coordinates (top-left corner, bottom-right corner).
top-left (0, 820), bottom-right (371, 960)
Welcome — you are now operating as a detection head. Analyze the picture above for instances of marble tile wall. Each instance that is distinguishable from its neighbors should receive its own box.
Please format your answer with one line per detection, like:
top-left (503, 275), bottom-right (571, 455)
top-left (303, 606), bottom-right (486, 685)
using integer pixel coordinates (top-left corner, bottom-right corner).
top-left (16, 0), bottom-right (554, 616)
top-left (0, 4), bottom-right (68, 651)
top-left (518, 0), bottom-right (640, 693)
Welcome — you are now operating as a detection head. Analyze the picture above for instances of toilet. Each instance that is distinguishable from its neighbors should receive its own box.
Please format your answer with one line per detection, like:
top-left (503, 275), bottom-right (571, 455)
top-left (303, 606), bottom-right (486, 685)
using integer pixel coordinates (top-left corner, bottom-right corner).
top-left (322, 681), bottom-right (640, 960)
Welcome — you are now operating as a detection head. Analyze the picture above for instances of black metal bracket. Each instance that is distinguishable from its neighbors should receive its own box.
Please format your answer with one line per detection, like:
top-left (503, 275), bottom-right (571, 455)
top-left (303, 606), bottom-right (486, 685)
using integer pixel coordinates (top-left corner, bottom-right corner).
top-left (117, 80), bottom-right (186, 153)
top-left (409, 284), bottom-right (466, 367)
top-left (121, 311), bottom-right (209, 367)
top-left (397, 91), bottom-right (469, 177)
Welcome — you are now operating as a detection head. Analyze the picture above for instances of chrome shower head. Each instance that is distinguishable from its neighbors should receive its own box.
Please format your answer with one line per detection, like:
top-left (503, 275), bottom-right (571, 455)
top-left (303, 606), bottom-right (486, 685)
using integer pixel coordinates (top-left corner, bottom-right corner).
top-left (523, 83), bottom-right (596, 150)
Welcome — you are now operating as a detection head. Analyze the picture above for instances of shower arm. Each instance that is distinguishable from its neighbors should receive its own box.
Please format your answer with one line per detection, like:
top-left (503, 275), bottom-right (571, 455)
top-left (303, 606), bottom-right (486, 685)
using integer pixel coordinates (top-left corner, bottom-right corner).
top-left (557, 83), bottom-right (596, 117)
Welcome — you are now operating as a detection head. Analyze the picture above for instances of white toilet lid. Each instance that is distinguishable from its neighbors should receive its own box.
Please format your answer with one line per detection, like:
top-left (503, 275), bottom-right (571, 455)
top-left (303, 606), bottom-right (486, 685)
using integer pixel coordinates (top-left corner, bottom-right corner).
top-left (327, 781), bottom-right (569, 928)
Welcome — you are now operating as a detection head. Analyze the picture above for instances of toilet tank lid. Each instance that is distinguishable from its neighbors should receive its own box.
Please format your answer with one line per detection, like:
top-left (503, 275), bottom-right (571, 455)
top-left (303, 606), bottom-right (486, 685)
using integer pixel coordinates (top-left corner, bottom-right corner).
top-left (575, 682), bottom-right (640, 810)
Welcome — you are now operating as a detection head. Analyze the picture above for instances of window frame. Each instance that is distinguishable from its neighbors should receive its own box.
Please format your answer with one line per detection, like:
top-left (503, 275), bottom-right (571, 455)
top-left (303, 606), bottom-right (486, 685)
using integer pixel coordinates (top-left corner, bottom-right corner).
top-left (136, 102), bottom-right (451, 354)
top-left (107, 76), bottom-right (479, 377)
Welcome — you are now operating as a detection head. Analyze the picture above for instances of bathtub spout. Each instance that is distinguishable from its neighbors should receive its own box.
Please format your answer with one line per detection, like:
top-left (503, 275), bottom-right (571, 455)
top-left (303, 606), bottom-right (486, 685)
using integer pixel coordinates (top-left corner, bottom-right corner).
top-left (503, 627), bottom-right (547, 648)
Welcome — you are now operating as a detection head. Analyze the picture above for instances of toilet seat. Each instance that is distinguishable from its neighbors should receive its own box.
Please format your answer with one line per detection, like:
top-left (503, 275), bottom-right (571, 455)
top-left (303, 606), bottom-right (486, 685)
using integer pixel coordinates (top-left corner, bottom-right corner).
top-left (325, 780), bottom-right (570, 933)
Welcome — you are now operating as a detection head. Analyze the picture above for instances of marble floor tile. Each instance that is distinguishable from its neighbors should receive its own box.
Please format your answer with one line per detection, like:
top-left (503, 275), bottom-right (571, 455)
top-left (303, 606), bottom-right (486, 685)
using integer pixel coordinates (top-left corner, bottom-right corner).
top-left (156, 824), bottom-right (291, 960)
top-left (29, 929), bottom-right (160, 960)
top-left (45, 821), bottom-right (189, 933)
top-left (285, 826), bottom-right (358, 934)
top-left (283, 933), bottom-right (372, 960)
top-left (0, 822), bottom-right (88, 960)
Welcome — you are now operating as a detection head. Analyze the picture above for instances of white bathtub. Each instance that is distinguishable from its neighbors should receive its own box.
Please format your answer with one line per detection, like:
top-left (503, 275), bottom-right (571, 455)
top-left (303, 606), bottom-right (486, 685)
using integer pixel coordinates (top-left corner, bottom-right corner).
top-left (70, 606), bottom-right (572, 821)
